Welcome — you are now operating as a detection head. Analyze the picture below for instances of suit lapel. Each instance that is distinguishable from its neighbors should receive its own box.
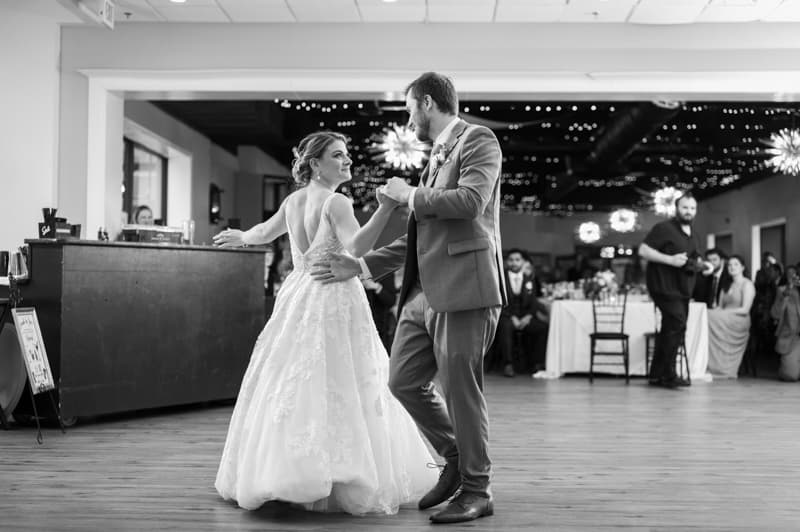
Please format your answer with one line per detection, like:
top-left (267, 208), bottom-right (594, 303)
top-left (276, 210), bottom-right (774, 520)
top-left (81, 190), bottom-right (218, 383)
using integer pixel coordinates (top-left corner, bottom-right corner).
top-left (419, 164), bottom-right (432, 188)
top-left (428, 119), bottom-right (470, 187)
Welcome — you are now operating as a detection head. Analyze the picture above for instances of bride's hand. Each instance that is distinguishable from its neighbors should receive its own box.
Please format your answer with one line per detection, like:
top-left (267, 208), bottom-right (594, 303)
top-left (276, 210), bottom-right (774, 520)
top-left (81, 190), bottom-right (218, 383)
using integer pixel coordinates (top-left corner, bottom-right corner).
top-left (213, 229), bottom-right (246, 248)
top-left (376, 185), bottom-right (399, 209)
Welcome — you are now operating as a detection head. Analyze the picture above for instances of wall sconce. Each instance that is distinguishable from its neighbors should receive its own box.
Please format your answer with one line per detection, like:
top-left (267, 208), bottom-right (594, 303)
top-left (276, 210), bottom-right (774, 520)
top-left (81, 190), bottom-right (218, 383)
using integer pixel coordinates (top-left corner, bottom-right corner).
top-left (209, 183), bottom-right (223, 225)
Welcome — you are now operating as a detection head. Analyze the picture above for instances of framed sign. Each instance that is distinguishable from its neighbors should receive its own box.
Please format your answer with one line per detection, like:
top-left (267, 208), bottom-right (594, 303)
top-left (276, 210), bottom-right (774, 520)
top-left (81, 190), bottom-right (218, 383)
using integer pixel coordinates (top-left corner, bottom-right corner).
top-left (11, 308), bottom-right (55, 395)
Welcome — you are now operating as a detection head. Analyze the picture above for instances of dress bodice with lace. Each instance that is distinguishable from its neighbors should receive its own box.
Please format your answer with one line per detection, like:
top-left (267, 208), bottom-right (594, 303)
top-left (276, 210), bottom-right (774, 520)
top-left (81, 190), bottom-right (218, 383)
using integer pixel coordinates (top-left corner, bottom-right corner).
top-left (215, 192), bottom-right (436, 514)
top-left (286, 194), bottom-right (344, 274)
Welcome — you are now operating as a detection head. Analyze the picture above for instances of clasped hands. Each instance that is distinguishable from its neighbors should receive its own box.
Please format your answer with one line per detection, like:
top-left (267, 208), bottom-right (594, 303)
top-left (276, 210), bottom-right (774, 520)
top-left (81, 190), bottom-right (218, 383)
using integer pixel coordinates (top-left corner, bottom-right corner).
top-left (511, 315), bottom-right (532, 330)
top-left (377, 177), bottom-right (413, 206)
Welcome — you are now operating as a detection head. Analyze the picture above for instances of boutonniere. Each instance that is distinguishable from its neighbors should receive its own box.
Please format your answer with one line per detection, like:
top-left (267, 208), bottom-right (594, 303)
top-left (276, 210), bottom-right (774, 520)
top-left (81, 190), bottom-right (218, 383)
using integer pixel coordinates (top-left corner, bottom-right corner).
top-left (431, 150), bottom-right (446, 170)
top-left (525, 281), bottom-right (534, 290)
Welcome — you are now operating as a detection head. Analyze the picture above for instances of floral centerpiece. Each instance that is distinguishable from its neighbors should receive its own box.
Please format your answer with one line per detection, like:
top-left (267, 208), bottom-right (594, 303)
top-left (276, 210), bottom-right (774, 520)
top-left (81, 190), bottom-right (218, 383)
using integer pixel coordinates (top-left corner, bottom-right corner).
top-left (584, 269), bottom-right (619, 300)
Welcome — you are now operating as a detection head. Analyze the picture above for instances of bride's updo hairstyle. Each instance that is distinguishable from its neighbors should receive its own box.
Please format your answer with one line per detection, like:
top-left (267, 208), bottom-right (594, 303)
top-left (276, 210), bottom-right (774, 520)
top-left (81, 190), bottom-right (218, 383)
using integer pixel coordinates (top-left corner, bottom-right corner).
top-left (291, 131), bottom-right (348, 186)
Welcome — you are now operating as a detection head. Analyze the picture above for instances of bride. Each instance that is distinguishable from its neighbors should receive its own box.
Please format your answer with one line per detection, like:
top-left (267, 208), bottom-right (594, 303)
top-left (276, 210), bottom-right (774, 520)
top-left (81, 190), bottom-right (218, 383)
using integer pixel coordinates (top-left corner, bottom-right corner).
top-left (212, 131), bottom-right (437, 515)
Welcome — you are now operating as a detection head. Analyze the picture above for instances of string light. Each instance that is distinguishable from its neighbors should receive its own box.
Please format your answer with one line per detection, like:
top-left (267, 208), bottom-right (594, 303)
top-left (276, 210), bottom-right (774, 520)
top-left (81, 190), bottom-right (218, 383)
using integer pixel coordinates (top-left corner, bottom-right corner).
top-left (765, 128), bottom-right (800, 176)
top-left (578, 222), bottom-right (601, 243)
top-left (270, 99), bottom-right (800, 212)
top-left (609, 209), bottom-right (637, 232)
top-left (372, 124), bottom-right (426, 171)
top-left (652, 186), bottom-right (683, 217)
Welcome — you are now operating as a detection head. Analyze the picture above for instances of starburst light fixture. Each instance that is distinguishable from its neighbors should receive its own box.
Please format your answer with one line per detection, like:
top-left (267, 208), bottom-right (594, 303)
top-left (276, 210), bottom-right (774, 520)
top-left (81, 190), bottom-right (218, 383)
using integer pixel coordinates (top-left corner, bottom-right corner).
top-left (373, 125), bottom-right (427, 171)
top-left (578, 222), bottom-right (601, 243)
top-left (765, 128), bottom-right (800, 176)
top-left (652, 186), bottom-right (682, 217)
top-left (609, 209), bottom-right (637, 233)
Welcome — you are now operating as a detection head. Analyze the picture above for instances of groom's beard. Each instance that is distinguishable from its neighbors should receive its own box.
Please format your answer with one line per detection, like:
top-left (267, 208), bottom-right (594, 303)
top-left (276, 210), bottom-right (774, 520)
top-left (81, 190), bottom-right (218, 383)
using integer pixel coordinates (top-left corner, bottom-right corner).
top-left (413, 115), bottom-right (432, 142)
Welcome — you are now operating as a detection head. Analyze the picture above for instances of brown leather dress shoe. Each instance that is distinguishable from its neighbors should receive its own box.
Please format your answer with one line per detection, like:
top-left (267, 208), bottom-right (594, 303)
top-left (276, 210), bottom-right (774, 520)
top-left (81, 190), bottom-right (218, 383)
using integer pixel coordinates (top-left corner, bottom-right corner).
top-left (418, 461), bottom-right (461, 510)
top-left (429, 491), bottom-right (494, 524)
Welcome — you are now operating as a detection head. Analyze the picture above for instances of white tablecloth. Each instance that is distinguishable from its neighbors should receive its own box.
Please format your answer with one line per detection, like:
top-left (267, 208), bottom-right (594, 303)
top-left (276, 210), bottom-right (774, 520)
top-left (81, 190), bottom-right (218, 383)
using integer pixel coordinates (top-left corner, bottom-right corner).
top-left (541, 300), bottom-right (711, 380)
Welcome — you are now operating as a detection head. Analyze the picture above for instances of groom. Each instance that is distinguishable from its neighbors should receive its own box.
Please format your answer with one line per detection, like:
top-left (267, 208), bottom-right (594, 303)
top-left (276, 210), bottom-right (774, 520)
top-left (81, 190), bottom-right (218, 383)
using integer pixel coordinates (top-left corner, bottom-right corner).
top-left (312, 72), bottom-right (506, 524)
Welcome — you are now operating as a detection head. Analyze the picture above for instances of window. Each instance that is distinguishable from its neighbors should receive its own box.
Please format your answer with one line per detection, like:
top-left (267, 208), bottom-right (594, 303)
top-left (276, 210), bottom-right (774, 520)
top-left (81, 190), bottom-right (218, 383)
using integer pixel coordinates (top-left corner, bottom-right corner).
top-left (123, 138), bottom-right (168, 225)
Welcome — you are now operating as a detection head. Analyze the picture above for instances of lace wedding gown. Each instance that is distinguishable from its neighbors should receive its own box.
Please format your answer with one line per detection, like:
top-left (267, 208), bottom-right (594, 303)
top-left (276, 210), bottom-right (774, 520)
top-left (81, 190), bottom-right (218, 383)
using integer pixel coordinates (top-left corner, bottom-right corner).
top-left (215, 194), bottom-right (437, 514)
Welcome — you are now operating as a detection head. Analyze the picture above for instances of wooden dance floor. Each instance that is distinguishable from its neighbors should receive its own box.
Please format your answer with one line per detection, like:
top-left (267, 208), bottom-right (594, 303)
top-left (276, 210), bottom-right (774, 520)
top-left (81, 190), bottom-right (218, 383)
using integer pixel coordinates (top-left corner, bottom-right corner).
top-left (2, 376), bottom-right (799, 531)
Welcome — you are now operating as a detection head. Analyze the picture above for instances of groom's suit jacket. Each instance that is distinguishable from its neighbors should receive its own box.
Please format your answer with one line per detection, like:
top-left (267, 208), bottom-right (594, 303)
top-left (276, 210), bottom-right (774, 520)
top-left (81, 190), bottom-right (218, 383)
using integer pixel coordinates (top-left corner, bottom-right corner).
top-left (364, 119), bottom-right (507, 314)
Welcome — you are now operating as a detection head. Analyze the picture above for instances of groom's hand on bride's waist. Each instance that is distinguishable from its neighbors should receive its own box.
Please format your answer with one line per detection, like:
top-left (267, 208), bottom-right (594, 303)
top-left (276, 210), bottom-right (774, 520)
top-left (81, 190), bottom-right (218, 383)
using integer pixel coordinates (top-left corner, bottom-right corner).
top-left (310, 253), bottom-right (361, 284)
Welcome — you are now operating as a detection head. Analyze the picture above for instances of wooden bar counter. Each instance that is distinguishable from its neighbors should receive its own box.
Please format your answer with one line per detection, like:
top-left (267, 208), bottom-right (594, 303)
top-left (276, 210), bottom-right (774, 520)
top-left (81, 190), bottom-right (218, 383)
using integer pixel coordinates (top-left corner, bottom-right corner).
top-left (14, 239), bottom-right (266, 421)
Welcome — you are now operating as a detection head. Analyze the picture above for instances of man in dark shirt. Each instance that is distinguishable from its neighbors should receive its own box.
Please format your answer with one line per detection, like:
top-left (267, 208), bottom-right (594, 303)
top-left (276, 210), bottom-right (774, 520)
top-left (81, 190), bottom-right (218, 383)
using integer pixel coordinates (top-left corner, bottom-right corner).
top-left (639, 191), bottom-right (708, 389)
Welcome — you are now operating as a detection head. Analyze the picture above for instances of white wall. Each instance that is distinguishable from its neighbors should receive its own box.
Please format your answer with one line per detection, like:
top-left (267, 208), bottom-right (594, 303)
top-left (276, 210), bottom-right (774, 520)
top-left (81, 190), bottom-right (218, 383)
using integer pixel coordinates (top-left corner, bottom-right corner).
top-left (58, 22), bottom-right (800, 78)
top-left (123, 101), bottom-right (239, 245)
top-left (695, 173), bottom-right (800, 268)
top-left (0, 6), bottom-right (62, 253)
top-left (500, 210), bottom-right (664, 258)
top-left (102, 93), bottom-right (124, 239)
top-left (235, 146), bottom-right (290, 230)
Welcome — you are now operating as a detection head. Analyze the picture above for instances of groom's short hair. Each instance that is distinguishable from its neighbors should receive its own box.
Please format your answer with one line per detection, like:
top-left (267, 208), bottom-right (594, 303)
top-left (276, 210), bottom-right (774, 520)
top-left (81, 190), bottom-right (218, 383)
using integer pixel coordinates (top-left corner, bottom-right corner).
top-left (405, 72), bottom-right (458, 116)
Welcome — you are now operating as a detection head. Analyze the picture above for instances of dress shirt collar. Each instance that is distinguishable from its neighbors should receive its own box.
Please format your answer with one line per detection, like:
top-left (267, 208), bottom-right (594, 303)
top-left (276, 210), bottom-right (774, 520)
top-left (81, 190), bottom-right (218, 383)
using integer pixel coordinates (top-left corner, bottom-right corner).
top-left (433, 116), bottom-right (461, 148)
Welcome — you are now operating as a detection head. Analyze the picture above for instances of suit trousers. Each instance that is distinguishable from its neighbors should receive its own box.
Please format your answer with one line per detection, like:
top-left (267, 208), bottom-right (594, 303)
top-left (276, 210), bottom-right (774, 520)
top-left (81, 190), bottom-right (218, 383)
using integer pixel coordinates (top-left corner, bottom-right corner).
top-left (650, 295), bottom-right (689, 380)
top-left (388, 285), bottom-right (501, 497)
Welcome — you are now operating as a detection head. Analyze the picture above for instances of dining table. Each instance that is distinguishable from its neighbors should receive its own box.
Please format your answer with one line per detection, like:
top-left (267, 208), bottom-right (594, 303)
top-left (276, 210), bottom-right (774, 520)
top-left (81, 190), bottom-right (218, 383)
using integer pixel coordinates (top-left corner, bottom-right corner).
top-left (539, 298), bottom-right (711, 381)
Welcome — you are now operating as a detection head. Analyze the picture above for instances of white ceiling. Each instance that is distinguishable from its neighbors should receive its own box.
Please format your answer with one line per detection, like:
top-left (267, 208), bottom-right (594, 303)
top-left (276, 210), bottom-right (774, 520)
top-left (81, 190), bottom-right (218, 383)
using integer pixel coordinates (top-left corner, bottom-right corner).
top-left (108, 0), bottom-right (800, 24)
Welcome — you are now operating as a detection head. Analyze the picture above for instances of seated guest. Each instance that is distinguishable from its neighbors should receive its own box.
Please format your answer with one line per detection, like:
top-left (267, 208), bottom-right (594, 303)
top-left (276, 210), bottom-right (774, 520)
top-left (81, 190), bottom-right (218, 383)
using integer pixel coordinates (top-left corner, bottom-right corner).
top-left (771, 264), bottom-right (800, 382)
top-left (521, 258), bottom-right (543, 297)
top-left (362, 276), bottom-right (398, 353)
top-left (752, 251), bottom-right (783, 358)
top-left (707, 255), bottom-right (756, 378)
top-left (693, 248), bottom-right (731, 308)
top-left (496, 249), bottom-right (549, 377)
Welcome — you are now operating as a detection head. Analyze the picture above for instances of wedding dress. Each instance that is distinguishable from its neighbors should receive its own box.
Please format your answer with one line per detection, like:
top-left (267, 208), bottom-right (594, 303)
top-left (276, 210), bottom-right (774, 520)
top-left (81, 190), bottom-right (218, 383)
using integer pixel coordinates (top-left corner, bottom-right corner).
top-left (215, 194), bottom-right (437, 514)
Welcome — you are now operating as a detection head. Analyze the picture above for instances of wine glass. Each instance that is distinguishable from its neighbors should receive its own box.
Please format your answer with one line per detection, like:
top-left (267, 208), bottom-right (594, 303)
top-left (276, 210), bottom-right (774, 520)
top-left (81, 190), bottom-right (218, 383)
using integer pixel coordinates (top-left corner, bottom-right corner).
top-left (8, 250), bottom-right (28, 282)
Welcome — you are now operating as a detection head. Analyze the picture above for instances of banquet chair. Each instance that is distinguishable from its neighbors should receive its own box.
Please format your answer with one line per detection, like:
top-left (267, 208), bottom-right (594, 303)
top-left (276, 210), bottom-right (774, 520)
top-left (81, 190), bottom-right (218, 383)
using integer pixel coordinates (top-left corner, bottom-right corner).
top-left (589, 291), bottom-right (629, 384)
top-left (645, 304), bottom-right (691, 382)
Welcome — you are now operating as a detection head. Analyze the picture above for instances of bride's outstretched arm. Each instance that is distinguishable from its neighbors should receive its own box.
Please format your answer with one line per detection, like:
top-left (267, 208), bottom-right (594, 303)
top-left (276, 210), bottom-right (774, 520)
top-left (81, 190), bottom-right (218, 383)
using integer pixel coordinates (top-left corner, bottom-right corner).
top-left (328, 190), bottom-right (398, 258)
top-left (213, 199), bottom-right (288, 248)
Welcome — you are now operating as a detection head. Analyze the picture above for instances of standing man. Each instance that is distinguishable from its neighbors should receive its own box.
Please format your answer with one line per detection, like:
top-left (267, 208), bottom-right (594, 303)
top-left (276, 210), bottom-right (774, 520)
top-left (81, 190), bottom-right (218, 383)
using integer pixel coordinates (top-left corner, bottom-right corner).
top-left (312, 72), bottom-right (505, 524)
top-left (693, 248), bottom-right (730, 308)
top-left (497, 248), bottom-right (549, 377)
top-left (639, 191), bottom-right (707, 389)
